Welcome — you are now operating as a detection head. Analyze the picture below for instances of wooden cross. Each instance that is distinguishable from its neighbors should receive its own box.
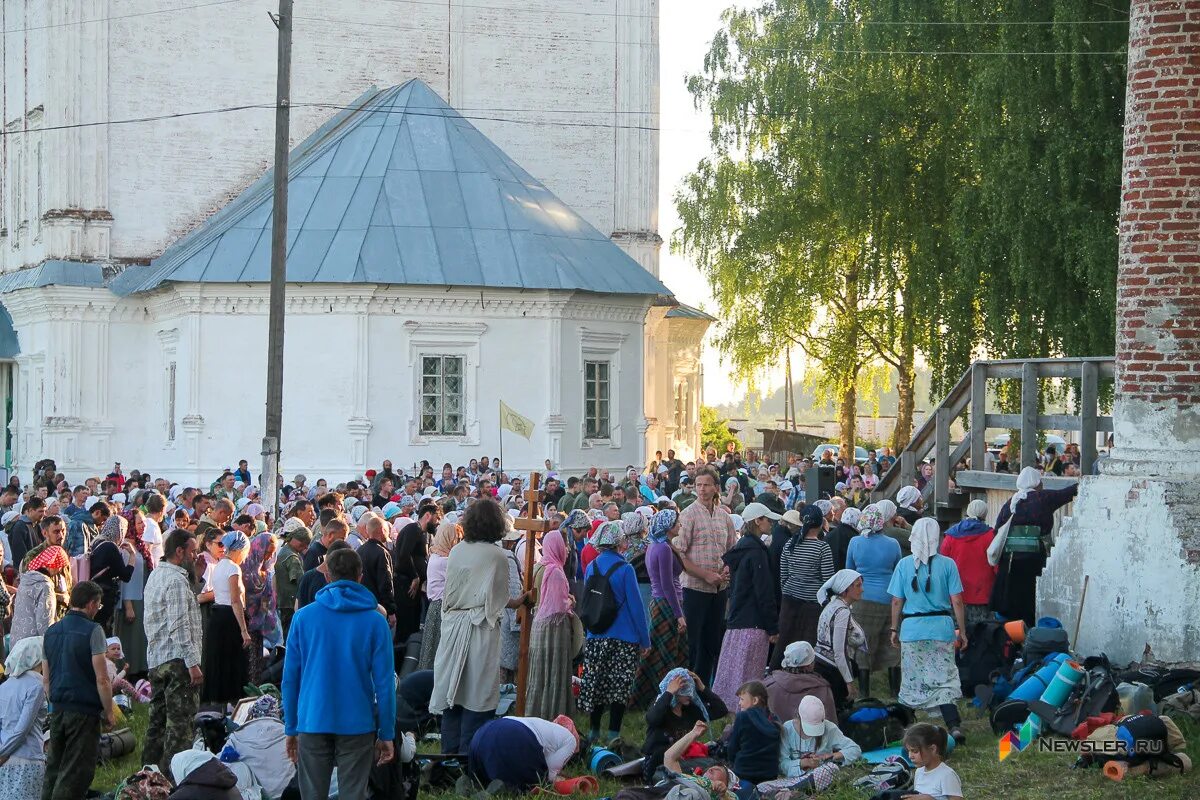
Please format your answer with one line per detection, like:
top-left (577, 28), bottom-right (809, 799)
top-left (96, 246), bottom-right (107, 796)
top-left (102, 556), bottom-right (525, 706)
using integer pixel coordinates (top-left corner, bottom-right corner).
top-left (512, 471), bottom-right (551, 717)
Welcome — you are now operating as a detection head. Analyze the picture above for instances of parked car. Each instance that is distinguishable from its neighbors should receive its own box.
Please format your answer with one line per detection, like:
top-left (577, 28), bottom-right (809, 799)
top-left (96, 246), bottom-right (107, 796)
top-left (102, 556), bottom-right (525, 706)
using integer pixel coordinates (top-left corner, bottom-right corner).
top-left (812, 444), bottom-right (870, 464)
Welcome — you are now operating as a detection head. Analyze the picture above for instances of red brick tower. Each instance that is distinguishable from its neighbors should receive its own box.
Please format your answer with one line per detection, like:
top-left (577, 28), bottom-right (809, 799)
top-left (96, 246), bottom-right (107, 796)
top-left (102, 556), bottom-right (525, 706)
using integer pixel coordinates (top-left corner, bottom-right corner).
top-left (1039, 0), bottom-right (1200, 665)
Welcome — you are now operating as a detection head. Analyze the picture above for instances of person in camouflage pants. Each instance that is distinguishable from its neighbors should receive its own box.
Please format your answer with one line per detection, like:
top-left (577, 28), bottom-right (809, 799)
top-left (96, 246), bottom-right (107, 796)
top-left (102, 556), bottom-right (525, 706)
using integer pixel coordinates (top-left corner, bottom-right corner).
top-left (141, 528), bottom-right (205, 774)
top-left (143, 659), bottom-right (200, 771)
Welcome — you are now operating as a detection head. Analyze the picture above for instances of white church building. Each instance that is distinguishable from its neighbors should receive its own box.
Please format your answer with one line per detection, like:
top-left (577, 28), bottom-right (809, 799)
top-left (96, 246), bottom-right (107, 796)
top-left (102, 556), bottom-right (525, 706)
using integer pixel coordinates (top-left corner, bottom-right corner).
top-left (0, 1), bottom-right (711, 483)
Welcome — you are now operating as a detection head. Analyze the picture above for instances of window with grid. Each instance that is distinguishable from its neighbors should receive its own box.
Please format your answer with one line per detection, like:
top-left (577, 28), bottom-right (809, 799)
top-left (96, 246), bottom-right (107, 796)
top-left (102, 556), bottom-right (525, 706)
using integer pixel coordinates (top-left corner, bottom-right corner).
top-left (584, 361), bottom-right (610, 439)
top-left (420, 355), bottom-right (465, 436)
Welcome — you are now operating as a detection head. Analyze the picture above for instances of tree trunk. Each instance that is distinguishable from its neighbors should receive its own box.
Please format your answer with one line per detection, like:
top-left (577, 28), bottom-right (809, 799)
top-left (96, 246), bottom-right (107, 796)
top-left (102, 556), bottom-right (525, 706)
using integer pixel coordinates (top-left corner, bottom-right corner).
top-left (892, 295), bottom-right (916, 452)
top-left (839, 376), bottom-right (857, 462)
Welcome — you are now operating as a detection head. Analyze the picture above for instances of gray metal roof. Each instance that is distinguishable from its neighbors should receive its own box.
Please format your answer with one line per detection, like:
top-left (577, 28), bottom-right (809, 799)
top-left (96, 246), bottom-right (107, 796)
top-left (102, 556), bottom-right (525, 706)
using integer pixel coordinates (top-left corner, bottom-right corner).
top-left (0, 260), bottom-right (106, 294)
top-left (117, 80), bottom-right (670, 297)
top-left (665, 302), bottom-right (716, 322)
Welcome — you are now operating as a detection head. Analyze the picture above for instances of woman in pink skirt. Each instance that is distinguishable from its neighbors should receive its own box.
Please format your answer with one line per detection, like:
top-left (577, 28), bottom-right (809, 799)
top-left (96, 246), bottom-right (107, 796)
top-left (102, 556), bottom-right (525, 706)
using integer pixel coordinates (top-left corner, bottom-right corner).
top-left (711, 502), bottom-right (780, 711)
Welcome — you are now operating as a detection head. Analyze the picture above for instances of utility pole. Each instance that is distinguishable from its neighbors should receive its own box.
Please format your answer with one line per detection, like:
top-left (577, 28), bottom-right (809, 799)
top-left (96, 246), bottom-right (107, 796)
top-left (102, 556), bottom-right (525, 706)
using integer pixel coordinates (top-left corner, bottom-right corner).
top-left (262, 0), bottom-right (292, 523)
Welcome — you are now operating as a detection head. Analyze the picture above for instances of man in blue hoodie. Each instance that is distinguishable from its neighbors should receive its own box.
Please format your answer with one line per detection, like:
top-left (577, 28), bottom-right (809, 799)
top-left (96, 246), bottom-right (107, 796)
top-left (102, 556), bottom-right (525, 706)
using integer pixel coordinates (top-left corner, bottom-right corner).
top-left (283, 548), bottom-right (396, 800)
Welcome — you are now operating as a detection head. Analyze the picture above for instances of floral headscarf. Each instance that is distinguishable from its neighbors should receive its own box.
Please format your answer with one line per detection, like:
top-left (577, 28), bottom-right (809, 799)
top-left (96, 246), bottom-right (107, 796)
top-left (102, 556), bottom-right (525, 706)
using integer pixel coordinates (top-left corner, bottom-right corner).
top-left (857, 504), bottom-right (886, 534)
top-left (589, 520), bottom-right (625, 550)
top-left (563, 510), bottom-right (592, 531)
top-left (620, 512), bottom-right (648, 560)
top-left (649, 509), bottom-right (678, 543)
top-left (241, 533), bottom-right (278, 634)
top-left (96, 515), bottom-right (128, 550)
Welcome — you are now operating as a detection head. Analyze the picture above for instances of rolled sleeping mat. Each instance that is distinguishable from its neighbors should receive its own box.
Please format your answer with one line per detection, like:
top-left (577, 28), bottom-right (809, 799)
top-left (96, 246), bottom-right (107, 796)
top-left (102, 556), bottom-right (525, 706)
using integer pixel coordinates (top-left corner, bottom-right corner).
top-left (1009, 653), bottom-right (1072, 702)
top-left (554, 776), bottom-right (600, 795)
top-left (1004, 620), bottom-right (1028, 645)
top-left (588, 746), bottom-right (622, 774)
top-left (1041, 660), bottom-right (1087, 709)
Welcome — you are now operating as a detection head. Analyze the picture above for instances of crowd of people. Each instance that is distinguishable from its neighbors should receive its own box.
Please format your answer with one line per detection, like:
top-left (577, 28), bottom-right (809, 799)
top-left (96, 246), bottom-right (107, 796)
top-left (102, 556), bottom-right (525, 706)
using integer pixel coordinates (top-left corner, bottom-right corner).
top-left (0, 447), bottom-right (1083, 800)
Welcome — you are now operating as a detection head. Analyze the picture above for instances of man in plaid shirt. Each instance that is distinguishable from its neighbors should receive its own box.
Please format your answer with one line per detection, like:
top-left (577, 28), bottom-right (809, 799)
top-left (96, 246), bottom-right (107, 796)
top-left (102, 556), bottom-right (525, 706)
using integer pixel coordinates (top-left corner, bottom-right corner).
top-left (142, 527), bottom-right (204, 774)
top-left (676, 466), bottom-right (737, 683)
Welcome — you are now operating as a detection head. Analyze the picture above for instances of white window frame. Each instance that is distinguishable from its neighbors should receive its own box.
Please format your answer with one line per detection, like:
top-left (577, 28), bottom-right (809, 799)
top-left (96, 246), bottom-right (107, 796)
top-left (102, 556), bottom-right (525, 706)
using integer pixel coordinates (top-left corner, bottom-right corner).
top-left (580, 328), bottom-right (626, 449)
top-left (419, 354), bottom-right (466, 437)
top-left (405, 321), bottom-right (485, 446)
top-left (584, 360), bottom-right (611, 440)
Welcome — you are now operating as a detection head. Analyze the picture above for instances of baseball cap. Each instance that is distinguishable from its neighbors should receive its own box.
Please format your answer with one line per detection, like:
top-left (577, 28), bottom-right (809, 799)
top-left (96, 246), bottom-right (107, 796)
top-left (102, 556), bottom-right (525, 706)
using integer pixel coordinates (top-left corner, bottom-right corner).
top-left (799, 695), bottom-right (826, 736)
top-left (780, 509), bottom-right (803, 527)
top-left (741, 502), bottom-right (781, 523)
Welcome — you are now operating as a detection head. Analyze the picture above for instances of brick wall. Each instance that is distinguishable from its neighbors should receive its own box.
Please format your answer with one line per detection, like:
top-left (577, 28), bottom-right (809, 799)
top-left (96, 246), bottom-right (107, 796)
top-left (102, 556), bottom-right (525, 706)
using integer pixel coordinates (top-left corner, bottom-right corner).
top-left (1116, 0), bottom-right (1200, 404)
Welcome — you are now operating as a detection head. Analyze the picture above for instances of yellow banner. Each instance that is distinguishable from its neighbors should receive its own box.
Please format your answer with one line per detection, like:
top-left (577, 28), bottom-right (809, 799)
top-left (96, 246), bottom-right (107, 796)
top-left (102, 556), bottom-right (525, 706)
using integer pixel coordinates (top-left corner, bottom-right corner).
top-left (500, 401), bottom-right (534, 440)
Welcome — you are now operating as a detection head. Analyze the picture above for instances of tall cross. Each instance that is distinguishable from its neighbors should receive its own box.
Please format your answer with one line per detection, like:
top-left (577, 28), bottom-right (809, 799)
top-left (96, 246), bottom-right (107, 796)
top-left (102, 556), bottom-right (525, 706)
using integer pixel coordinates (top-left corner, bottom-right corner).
top-left (512, 471), bottom-right (551, 716)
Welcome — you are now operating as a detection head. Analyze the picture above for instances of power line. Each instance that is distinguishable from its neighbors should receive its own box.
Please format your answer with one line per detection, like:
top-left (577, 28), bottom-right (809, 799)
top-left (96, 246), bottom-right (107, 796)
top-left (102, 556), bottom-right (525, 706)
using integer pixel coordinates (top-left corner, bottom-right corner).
top-left (0, 0), bottom-right (248, 36)
top-left (293, 13), bottom-right (1125, 54)
top-left (380, 0), bottom-right (1128, 25)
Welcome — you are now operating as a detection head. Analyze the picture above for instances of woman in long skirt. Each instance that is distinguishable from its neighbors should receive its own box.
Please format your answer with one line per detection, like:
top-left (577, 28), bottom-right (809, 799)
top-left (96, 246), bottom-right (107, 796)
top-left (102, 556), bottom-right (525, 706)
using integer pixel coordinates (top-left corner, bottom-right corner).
top-left (526, 530), bottom-right (578, 720)
top-left (711, 504), bottom-right (778, 710)
top-left (887, 519), bottom-right (969, 743)
top-left (240, 532), bottom-right (278, 683)
top-left (578, 521), bottom-right (649, 748)
top-left (418, 521), bottom-right (462, 672)
top-left (630, 510), bottom-right (688, 708)
top-left (114, 542), bottom-right (148, 676)
top-left (0, 637), bottom-right (47, 800)
top-left (202, 532), bottom-right (252, 706)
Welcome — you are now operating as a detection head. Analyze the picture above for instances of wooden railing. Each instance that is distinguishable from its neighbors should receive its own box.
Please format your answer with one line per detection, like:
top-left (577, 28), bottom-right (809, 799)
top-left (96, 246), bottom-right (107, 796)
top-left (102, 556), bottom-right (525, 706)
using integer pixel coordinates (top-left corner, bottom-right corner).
top-left (871, 357), bottom-right (1115, 513)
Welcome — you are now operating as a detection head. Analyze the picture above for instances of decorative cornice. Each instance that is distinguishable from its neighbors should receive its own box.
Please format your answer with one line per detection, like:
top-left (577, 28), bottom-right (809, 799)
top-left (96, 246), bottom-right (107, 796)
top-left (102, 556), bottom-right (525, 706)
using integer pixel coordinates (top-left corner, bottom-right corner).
top-left (181, 415), bottom-right (205, 430)
top-left (136, 285), bottom-right (649, 324)
top-left (346, 417), bottom-right (373, 435)
top-left (404, 320), bottom-right (489, 338)
top-left (579, 327), bottom-right (629, 348)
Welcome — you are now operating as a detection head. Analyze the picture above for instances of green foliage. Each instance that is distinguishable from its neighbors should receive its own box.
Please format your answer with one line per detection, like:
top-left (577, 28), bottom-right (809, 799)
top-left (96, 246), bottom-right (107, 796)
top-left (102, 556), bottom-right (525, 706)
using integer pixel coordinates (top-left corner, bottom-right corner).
top-left (675, 0), bottom-right (1126, 435)
top-left (700, 405), bottom-right (741, 453)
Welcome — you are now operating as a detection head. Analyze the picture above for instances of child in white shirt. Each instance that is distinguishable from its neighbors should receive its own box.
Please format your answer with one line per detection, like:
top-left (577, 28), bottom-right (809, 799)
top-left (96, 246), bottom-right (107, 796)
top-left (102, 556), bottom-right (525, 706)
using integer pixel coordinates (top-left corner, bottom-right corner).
top-left (904, 722), bottom-right (963, 800)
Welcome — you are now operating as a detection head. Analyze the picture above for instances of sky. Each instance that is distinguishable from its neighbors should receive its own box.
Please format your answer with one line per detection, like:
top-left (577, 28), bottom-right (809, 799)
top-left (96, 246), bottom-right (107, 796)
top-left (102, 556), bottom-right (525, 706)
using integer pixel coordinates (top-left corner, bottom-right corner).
top-left (657, 0), bottom-right (782, 408)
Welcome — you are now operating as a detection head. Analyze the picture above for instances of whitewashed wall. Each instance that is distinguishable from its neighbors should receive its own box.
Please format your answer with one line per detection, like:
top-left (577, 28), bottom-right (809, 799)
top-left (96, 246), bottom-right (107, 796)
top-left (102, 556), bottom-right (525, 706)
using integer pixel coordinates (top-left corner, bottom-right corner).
top-left (4, 283), bottom-right (651, 484)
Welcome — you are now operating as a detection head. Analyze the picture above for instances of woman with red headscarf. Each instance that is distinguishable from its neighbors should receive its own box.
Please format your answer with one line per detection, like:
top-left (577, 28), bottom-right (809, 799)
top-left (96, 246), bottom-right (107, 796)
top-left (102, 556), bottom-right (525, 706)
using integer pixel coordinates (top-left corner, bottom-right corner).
top-left (525, 529), bottom-right (579, 720)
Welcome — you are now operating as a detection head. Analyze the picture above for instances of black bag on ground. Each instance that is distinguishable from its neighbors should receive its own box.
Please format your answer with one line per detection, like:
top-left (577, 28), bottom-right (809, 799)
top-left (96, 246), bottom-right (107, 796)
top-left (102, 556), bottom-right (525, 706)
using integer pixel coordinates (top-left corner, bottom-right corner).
top-left (957, 620), bottom-right (1017, 697)
top-left (839, 699), bottom-right (915, 751)
top-left (578, 559), bottom-right (625, 634)
top-left (368, 749), bottom-right (420, 800)
top-left (1022, 626), bottom-right (1070, 664)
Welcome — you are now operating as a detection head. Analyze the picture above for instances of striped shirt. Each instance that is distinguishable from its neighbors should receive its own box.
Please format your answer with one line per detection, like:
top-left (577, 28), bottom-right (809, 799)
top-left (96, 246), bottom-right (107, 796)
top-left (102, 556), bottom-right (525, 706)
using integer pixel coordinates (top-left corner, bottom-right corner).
top-left (779, 537), bottom-right (834, 603)
top-left (676, 499), bottom-right (737, 593)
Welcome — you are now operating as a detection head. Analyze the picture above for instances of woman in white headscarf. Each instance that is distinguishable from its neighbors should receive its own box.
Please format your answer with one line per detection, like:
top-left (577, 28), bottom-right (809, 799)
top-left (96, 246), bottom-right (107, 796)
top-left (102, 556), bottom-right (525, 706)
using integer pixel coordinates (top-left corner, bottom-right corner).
top-left (811, 569), bottom-right (865, 712)
top-left (887, 518), bottom-right (968, 744)
top-left (895, 485), bottom-right (923, 526)
top-left (0, 636), bottom-right (47, 800)
top-left (845, 504), bottom-right (903, 697)
top-left (988, 465), bottom-right (1078, 625)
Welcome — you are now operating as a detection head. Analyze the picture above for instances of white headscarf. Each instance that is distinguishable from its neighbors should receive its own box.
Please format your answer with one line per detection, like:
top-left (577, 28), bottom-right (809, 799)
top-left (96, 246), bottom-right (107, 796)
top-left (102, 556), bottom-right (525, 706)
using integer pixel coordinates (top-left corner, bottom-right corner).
top-left (875, 499), bottom-right (897, 524)
top-left (4, 635), bottom-right (44, 678)
top-left (896, 485), bottom-right (921, 510)
top-left (910, 518), bottom-right (941, 570)
top-left (840, 507), bottom-right (862, 529)
top-left (966, 499), bottom-right (989, 521)
top-left (816, 568), bottom-right (862, 604)
top-left (1011, 467), bottom-right (1042, 513)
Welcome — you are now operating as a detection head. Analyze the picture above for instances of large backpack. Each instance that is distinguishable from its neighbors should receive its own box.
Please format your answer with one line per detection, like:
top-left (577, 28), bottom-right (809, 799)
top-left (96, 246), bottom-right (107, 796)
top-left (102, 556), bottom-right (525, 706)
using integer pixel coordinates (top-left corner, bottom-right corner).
top-left (1115, 666), bottom-right (1200, 701)
top-left (1028, 655), bottom-right (1119, 738)
top-left (957, 620), bottom-right (1017, 697)
top-left (1022, 625), bottom-right (1070, 665)
top-left (578, 559), bottom-right (626, 634)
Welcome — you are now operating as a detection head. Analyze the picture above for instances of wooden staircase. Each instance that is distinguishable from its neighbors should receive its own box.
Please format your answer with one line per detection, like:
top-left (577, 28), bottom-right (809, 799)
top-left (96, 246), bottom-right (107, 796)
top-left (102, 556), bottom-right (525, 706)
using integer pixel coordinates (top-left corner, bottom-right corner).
top-left (871, 357), bottom-right (1115, 525)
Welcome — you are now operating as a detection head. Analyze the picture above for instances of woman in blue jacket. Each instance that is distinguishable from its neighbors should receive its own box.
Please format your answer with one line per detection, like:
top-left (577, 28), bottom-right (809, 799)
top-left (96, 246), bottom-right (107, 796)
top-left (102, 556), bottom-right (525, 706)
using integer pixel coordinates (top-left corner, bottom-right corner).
top-left (578, 520), bottom-right (649, 748)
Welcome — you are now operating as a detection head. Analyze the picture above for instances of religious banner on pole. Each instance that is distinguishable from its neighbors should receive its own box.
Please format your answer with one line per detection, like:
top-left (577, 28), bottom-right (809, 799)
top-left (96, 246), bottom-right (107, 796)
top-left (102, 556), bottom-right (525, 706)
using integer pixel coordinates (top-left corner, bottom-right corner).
top-left (500, 400), bottom-right (535, 440)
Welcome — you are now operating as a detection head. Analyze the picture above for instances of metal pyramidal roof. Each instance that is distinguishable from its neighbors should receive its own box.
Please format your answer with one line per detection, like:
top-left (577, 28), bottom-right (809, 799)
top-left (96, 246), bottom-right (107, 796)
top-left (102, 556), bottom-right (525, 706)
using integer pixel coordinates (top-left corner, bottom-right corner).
top-left (119, 80), bottom-right (670, 297)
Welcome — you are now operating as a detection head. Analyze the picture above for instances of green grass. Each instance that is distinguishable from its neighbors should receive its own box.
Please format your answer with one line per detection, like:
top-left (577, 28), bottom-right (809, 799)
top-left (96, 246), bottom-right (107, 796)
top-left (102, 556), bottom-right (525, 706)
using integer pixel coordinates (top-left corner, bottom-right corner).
top-left (97, 701), bottom-right (1200, 799)
top-left (93, 702), bottom-right (151, 792)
